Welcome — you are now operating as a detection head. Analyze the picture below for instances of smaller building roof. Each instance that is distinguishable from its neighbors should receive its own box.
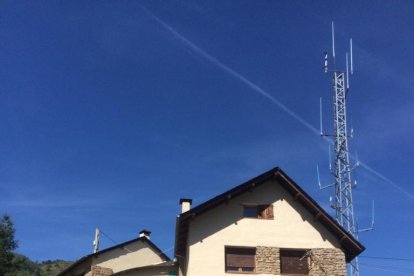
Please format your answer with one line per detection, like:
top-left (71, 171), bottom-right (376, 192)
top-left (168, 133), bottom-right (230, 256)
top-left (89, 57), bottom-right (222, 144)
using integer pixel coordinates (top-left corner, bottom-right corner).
top-left (58, 235), bottom-right (170, 276)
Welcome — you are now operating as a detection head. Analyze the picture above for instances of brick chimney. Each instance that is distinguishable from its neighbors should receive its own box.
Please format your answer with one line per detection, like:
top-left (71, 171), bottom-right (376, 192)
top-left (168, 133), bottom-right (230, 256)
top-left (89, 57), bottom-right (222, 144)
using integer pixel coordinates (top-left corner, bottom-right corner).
top-left (179, 198), bottom-right (192, 213)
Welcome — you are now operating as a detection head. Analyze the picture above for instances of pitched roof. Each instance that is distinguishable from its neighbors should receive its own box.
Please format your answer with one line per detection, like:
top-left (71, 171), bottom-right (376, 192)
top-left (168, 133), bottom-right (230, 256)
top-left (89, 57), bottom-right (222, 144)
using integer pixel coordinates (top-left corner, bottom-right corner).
top-left (174, 166), bottom-right (365, 262)
top-left (58, 236), bottom-right (170, 276)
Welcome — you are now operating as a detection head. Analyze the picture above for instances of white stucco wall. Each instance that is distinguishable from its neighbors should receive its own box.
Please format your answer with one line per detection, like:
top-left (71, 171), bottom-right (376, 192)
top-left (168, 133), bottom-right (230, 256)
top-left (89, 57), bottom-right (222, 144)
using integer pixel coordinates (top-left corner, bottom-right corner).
top-left (92, 240), bottom-right (165, 273)
top-left (185, 180), bottom-right (341, 276)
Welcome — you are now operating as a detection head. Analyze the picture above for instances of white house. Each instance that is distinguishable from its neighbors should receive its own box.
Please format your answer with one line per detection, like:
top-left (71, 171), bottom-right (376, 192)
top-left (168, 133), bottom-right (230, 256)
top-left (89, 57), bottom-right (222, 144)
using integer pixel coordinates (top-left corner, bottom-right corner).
top-left (174, 167), bottom-right (364, 275)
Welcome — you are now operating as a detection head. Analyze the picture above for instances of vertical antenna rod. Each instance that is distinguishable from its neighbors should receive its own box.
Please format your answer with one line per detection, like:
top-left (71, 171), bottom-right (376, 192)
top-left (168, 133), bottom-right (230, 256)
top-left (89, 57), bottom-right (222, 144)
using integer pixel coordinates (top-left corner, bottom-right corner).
top-left (319, 97), bottom-right (323, 135)
top-left (350, 39), bottom-right (354, 75)
top-left (332, 22), bottom-right (336, 61)
top-left (346, 53), bottom-right (350, 90)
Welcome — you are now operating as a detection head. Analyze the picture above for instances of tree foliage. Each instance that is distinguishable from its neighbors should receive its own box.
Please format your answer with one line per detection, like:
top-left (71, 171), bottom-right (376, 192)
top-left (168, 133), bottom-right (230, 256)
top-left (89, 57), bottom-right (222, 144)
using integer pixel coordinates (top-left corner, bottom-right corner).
top-left (0, 213), bottom-right (18, 275)
top-left (5, 253), bottom-right (43, 276)
top-left (0, 214), bottom-right (72, 276)
top-left (3, 254), bottom-right (72, 276)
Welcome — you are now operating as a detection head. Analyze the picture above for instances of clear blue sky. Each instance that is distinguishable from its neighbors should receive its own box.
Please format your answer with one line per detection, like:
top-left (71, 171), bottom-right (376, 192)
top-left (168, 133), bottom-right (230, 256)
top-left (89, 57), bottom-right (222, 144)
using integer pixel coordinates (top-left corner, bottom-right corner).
top-left (1, 1), bottom-right (413, 275)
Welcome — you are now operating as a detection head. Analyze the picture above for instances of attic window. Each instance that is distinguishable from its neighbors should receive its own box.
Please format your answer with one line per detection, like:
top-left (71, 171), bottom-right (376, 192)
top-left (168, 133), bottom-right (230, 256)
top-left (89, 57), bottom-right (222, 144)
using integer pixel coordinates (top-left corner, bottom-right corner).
top-left (280, 249), bottom-right (310, 275)
top-left (225, 247), bottom-right (256, 273)
top-left (243, 204), bottom-right (274, 219)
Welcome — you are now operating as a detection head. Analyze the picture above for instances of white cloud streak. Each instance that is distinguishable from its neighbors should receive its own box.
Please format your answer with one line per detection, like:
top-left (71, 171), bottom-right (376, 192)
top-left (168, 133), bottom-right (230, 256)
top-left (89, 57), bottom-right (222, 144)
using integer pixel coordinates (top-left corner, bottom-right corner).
top-left (137, 4), bottom-right (414, 201)
top-left (359, 161), bottom-right (414, 200)
top-left (137, 3), bottom-right (320, 136)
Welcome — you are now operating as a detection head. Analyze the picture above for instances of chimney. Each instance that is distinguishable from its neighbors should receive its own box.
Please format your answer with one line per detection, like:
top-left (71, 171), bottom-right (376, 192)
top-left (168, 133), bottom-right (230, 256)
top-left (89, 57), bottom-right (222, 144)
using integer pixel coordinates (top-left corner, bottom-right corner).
top-left (139, 229), bottom-right (151, 240)
top-left (180, 198), bottom-right (192, 213)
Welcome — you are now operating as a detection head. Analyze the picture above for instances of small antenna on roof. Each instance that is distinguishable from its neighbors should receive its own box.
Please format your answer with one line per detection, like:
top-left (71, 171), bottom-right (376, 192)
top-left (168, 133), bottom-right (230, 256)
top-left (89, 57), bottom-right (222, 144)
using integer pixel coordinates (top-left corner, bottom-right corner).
top-left (93, 228), bottom-right (100, 253)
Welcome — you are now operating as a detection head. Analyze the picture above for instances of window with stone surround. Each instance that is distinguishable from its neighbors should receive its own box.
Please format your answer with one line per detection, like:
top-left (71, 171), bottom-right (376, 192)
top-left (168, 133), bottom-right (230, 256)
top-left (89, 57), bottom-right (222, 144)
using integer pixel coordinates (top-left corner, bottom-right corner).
top-left (280, 249), bottom-right (310, 275)
top-left (225, 247), bottom-right (256, 273)
top-left (243, 204), bottom-right (273, 219)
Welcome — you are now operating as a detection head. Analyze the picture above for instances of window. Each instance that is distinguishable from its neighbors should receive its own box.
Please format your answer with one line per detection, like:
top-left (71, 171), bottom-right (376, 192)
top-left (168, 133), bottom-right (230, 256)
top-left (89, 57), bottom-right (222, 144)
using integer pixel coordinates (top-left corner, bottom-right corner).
top-left (243, 204), bottom-right (274, 219)
top-left (280, 249), bottom-right (310, 275)
top-left (225, 247), bottom-right (256, 273)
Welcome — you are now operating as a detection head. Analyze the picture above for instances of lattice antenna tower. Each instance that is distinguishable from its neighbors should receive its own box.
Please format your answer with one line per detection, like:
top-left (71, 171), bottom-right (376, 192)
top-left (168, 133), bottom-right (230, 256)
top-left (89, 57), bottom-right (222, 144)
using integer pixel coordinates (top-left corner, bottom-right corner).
top-left (317, 22), bottom-right (374, 276)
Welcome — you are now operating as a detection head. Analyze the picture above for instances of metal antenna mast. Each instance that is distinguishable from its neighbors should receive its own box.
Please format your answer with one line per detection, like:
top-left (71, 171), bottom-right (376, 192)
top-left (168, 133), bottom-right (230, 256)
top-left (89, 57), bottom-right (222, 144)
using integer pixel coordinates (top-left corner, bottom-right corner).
top-left (93, 228), bottom-right (100, 253)
top-left (319, 22), bottom-right (370, 276)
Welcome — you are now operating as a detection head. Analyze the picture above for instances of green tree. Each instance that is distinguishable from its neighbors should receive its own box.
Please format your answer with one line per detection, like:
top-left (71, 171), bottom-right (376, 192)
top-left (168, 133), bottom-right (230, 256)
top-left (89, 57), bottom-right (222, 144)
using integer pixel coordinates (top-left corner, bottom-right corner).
top-left (0, 213), bottom-right (18, 275)
top-left (6, 253), bottom-right (43, 276)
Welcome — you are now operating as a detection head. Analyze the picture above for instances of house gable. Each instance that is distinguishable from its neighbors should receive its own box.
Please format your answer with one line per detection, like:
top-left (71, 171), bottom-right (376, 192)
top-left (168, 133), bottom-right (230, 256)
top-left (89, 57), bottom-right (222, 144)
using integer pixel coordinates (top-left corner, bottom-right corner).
top-left (185, 180), bottom-right (341, 275)
top-left (175, 167), bottom-right (364, 275)
top-left (91, 238), bottom-right (167, 273)
top-left (188, 179), bottom-right (340, 248)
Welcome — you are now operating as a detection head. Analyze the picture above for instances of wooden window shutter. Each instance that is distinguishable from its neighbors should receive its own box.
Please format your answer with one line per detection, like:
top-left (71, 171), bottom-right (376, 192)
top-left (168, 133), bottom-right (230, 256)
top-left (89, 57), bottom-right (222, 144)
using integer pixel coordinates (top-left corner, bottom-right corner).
top-left (266, 204), bottom-right (274, 219)
top-left (258, 204), bottom-right (273, 219)
top-left (226, 252), bottom-right (255, 267)
top-left (280, 250), bottom-right (309, 274)
top-left (225, 247), bottom-right (256, 271)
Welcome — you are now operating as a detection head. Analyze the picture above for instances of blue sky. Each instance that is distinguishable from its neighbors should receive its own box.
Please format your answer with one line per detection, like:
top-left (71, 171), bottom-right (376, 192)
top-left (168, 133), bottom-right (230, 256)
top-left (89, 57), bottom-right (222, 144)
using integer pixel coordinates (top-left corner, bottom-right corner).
top-left (1, 1), bottom-right (413, 275)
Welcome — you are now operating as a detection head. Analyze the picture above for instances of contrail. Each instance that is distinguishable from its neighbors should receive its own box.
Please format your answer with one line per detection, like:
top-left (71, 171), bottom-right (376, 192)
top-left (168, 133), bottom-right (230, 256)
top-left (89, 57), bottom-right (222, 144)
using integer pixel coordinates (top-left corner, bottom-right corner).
top-left (359, 161), bottom-right (414, 200)
top-left (137, 4), bottom-right (320, 136)
top-left (137, 4), bottom-right (414, 201)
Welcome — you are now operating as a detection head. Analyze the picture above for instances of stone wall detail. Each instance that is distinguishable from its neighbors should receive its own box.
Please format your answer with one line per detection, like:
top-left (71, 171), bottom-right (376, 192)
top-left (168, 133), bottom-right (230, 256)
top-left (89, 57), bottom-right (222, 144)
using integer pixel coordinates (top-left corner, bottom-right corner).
top-left (85, 265), bottom-right (113, 276)
top-left (254, 247), bottom-right (345, 275)
top-left (309, 248), bottom-right (346, 276)
top-left (256, 246), bottom-right (280, 274)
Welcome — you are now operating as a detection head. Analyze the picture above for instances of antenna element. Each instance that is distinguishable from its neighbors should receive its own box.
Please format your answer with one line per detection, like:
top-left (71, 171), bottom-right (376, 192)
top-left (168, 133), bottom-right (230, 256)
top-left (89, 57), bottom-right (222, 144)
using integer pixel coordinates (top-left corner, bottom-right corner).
top-left (332, 22), bottom-right (336, 61)
top-left (350, 39), bottom-right (354, 74)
